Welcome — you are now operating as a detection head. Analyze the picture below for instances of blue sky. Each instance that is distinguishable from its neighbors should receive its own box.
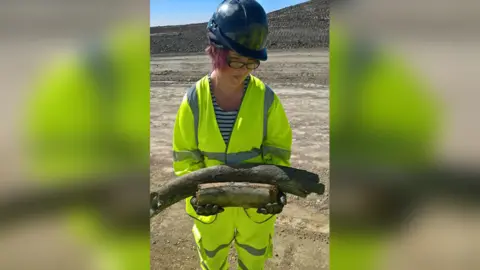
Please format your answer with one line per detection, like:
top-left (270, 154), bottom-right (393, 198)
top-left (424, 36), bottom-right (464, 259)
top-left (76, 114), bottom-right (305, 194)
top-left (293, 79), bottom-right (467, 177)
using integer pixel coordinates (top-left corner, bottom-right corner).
top-left (151, 0), bottom-right (309, 26)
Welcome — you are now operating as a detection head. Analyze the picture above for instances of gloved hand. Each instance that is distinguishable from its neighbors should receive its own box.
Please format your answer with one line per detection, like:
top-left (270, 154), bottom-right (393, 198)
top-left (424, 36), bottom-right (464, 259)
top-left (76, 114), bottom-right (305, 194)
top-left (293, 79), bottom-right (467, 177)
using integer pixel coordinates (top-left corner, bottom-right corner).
top-left (190, 196), bottom-right (225, 216)
top-left (257, 190), bottom-right (287, 215)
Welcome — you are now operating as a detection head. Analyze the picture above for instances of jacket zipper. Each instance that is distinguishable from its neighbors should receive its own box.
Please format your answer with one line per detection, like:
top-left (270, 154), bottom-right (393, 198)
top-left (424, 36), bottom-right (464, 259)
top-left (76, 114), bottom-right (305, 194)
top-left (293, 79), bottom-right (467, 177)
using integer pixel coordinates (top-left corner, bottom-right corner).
top-left (225, 76), bottom-right (250, 164)
top-left (225, 105), bottom-right (239, 164)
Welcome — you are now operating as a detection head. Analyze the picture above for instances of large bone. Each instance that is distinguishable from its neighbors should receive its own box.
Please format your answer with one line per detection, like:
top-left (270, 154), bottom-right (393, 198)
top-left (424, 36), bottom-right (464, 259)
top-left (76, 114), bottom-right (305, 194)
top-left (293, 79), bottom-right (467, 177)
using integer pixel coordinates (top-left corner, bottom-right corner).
top-left (150, 163), bottom-right (325, 217)
top-left (196, 182), bottom-right (279, 208)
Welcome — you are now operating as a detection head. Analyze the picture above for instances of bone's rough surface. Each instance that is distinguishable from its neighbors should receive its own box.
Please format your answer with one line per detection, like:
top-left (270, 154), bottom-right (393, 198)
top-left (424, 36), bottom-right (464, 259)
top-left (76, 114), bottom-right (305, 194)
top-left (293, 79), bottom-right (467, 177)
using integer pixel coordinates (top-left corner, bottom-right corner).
top-left (196, 182), bottom-right (278, 208)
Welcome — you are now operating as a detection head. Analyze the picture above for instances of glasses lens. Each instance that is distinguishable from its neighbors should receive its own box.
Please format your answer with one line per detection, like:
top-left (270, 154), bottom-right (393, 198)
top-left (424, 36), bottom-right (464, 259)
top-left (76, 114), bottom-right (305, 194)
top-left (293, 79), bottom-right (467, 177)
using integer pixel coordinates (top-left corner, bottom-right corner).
top-left (229, 61), bottom-right (245, 69)
top-left (247, 62), bottom-right (260, 70)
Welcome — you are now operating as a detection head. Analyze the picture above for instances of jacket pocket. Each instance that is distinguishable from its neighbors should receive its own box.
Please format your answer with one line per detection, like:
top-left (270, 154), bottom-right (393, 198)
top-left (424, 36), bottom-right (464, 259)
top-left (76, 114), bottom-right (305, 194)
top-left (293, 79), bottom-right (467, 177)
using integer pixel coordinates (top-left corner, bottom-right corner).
top-left (243, 208), bottom-right (275, 224)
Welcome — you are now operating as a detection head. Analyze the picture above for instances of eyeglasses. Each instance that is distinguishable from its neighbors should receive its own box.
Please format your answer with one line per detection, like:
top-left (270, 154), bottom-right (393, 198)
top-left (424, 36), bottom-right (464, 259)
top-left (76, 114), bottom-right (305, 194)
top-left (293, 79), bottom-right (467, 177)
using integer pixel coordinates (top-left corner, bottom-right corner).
top-left (227, 56), bottom-right (260, 70)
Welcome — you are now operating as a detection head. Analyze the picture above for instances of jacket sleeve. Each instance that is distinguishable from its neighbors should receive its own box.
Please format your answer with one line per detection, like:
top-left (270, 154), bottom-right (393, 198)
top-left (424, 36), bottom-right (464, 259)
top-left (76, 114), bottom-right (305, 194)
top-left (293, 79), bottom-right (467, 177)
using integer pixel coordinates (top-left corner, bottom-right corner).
top-left (172, 90), bottom-right (205, 176)
top-left (262, 87), bottom-right (293, 167)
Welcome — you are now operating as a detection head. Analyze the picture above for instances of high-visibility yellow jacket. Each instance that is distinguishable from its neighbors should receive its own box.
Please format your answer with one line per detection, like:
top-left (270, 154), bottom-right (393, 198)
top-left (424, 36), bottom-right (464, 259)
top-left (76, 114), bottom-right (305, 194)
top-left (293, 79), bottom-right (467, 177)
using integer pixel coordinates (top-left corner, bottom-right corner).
top-left (172, 74), bottom-right (292, 222)
top-left (173, 74), bottom-right (292, 171)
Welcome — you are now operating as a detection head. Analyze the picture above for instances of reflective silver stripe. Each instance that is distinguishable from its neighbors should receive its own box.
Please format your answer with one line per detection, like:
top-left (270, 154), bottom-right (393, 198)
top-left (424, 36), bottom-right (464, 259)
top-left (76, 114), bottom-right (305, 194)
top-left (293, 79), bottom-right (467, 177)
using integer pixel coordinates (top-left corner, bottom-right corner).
top-left (201, 152), bottom-right (224, 162)
top-left (173, 150), bottom-right (203, 162)
top-left (238, 259), bottom-right (249, 270)
top-left (186, 85), bottom-right (199, 146)
top-left (201, 260), bottom-right (210, 270)
top-left (235, 240), bottom-right (267, 256)
top-left (263, 85), bottom-right (275, 141)
top-left (262, 145), bottom-right (291, 161)
top-left (200, 257), bottom-right (227, 270)
top-left (220, 256), bottom-right (228, 270)
top-left (204, 243), bottom-right (230, 258)
top-left (202, 148), bottom-right (262, 164)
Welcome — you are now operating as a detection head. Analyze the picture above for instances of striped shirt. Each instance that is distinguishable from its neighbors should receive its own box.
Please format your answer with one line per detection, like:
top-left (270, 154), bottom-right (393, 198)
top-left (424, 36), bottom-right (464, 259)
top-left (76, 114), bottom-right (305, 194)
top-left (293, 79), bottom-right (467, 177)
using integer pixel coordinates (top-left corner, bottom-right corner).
top-left (208, 74), bottom-right (250, 145)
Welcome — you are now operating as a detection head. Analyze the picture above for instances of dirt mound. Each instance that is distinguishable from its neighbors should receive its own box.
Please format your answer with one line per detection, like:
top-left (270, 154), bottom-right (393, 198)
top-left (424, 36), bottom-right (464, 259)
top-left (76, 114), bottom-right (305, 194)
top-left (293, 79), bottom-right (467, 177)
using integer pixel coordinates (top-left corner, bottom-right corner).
top-left (150, 0), bottom-right (329, 55)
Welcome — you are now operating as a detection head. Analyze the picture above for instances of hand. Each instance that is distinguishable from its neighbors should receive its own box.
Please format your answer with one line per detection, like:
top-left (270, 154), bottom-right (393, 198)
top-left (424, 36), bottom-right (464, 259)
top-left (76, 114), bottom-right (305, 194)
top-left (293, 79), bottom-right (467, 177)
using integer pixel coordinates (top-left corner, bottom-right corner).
top-left (190, 196), bottom-right (224, 216)
top-left (257, 191), bottom-right (287, 215)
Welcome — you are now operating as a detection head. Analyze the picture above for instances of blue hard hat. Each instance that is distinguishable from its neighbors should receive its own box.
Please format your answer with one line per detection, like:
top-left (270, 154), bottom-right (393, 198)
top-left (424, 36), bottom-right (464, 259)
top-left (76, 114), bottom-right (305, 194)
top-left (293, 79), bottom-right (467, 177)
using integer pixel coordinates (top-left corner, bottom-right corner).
top-left (207, 0), bottom-right (269, 61)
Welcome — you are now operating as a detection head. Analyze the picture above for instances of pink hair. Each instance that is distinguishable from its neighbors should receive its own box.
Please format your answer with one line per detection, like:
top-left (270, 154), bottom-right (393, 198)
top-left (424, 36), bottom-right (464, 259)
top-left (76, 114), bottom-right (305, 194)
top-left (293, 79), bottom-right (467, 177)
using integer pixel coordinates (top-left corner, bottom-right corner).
top-left (205, 44), bottom-right (230, 71)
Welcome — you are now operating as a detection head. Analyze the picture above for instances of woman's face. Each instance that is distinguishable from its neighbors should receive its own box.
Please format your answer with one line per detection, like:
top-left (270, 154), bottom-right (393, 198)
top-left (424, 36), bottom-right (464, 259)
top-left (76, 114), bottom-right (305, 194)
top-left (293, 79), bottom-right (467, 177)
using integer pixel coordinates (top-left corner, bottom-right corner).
top-left (221, 51), bottom-right (260, 86)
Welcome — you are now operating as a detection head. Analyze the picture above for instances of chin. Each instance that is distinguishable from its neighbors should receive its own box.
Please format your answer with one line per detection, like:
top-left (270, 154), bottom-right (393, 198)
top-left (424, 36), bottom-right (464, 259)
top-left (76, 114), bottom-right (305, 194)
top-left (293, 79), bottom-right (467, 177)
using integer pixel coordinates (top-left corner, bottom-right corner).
top-left (232, 74), bottom-right (245, 83)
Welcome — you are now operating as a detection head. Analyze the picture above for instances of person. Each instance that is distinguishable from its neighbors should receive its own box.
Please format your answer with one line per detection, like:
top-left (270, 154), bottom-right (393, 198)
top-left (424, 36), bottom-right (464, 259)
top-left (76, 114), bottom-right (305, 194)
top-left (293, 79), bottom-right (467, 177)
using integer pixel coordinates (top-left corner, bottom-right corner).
top-left (171, 0), bottom-right (292, 269)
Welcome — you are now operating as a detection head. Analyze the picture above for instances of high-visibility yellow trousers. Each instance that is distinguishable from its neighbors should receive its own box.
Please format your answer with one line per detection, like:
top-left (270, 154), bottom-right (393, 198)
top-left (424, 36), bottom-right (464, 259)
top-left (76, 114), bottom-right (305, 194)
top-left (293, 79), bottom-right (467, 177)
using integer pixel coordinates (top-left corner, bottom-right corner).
top-left (187, 199), bottom-right (276, 270)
